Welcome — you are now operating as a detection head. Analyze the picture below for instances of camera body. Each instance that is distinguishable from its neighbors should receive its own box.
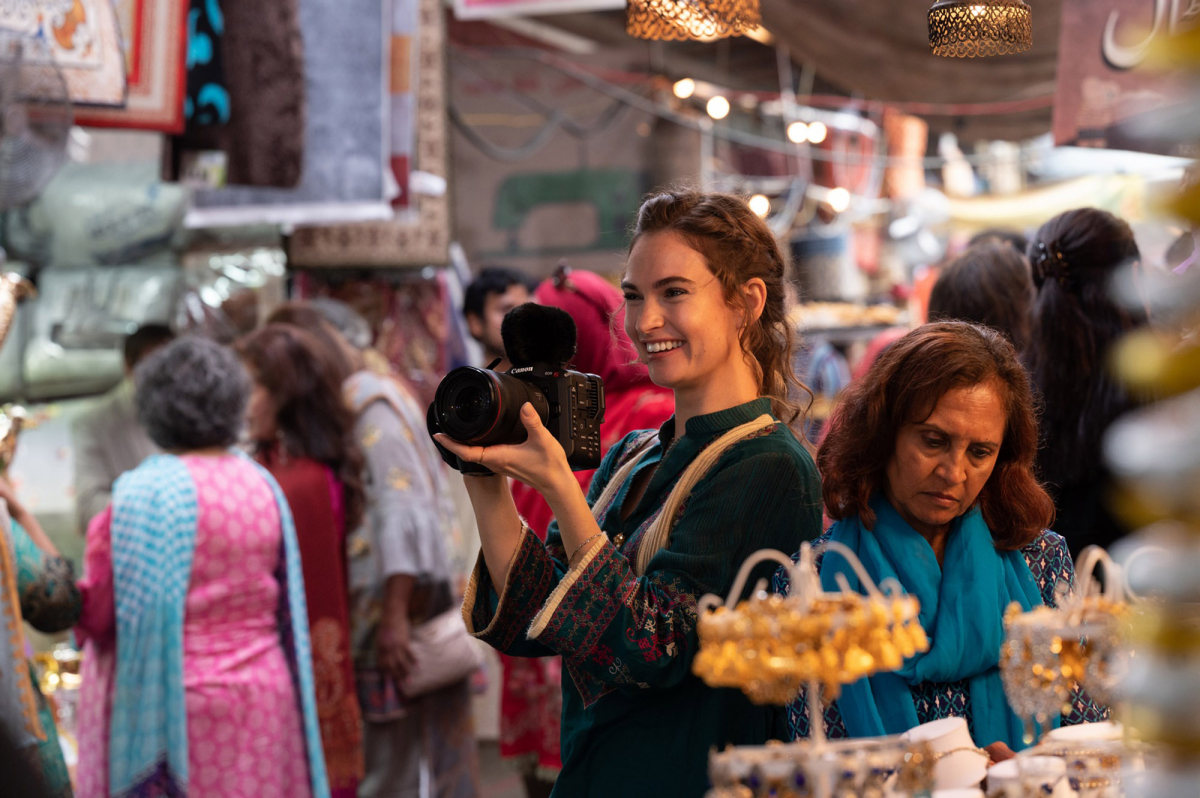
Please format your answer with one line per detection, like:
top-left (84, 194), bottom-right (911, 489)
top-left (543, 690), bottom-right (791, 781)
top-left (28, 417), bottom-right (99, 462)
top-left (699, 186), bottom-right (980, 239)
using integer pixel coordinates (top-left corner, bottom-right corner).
top-left (427, 361), bottom-right (605, 475)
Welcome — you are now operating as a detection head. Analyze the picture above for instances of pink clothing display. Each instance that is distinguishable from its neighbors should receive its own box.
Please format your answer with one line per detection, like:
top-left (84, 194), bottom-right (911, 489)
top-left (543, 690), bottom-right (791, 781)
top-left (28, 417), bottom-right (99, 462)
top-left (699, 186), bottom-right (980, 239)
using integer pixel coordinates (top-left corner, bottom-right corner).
top-left (76, 455), bottom-right (314, 798)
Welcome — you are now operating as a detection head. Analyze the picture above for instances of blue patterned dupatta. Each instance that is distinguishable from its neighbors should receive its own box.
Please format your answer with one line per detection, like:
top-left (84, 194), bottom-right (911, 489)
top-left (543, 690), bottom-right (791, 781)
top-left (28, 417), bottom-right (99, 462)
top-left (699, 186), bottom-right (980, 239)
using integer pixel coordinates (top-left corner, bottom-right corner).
top-left (108, 453), bottom-right (329, 798)
top-left (821, 495), bottom-right (1047, 750)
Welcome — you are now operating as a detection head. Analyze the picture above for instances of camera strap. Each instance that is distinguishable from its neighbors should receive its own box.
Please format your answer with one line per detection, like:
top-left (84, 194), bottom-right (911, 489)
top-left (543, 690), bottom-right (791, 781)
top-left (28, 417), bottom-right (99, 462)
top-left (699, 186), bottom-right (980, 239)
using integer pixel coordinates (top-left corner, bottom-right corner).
top-left (589, 415), bottom-right (778, 576)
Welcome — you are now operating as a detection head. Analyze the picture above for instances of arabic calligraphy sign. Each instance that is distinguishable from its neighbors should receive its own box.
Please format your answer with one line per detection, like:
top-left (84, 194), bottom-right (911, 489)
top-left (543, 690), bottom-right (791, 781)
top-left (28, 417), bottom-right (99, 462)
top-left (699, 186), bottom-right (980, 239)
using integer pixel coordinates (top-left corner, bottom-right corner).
top-left (1053, 0), bottom-right (1198, 155)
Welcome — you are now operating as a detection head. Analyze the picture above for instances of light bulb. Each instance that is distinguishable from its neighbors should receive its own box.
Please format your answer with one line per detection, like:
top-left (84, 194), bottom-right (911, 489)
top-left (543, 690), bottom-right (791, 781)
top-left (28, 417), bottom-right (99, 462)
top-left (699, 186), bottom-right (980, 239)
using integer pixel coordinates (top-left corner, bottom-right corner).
top-left (827, 187), bottom-right (851, 213)
top-left (673, 78), bottom-right (696, 99)
top-left (807, 121), bottom-right (828, 144)
top-left (749, 194), bottom-right (771, 218)
top-left (970, 4), bottom-right (987, 16)
top-left (787, 121), bottom-right (810, 143)
top-left (706, 95), bottom-right (730, 120)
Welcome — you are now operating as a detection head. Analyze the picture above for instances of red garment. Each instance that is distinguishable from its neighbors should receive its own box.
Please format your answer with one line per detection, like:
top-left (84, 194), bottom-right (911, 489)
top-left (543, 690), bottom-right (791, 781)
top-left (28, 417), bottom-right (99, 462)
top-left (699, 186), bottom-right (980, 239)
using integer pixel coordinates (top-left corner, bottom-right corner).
top-left (505, 269), bottom-right (675, 772)
top-left (259, 451), bottom-right (364, 798)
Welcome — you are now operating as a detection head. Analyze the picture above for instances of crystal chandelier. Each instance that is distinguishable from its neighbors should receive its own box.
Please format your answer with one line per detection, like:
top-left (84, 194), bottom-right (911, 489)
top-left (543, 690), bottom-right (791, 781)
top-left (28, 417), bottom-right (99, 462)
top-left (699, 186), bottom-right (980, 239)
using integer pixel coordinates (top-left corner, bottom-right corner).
top-left (928, 0), bottom-right (1032, 58)
top-left (626, 0), bottom-right (761, 41)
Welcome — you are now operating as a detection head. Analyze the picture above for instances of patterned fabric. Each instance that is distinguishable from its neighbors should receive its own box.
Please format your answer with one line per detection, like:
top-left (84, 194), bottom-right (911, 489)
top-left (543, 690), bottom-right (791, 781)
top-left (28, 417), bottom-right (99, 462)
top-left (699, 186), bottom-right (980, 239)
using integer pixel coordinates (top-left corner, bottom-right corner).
top-left (464, 398), bottom-right (824, 798)
top-left (346, 369), bottom-right (457, 677)
top-left (0, 504), bottom-right (42, 750)
top-left (185, 0), bottom-right (231, 125)
top-left (258, 452), bottom-right (363, 796)
top-left (775, 529), bottom-right (1109, 742)
top-left (11, 519), bottom-right (80, 634)
top-left (9, 518), bottom-right (80, 798)
top-left (344, 370), bottom-right (479, 793)
top-left (84, 453), bottom-right (329, 798)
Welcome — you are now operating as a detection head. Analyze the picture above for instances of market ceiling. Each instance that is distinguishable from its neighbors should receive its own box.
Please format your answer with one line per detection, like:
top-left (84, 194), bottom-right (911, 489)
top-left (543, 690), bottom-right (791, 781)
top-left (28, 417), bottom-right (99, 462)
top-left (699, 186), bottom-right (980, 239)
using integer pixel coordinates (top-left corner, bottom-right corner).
top-left (759, 0), bottom-right (1061, 138)
top-left (533, 1), bottom-right (1064, 141)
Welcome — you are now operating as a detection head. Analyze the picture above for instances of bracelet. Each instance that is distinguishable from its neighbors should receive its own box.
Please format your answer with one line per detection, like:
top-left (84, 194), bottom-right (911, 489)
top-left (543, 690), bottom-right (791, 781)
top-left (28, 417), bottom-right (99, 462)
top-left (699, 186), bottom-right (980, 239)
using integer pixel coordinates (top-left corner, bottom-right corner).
top-left (568, 533), bottom-right (605, 565)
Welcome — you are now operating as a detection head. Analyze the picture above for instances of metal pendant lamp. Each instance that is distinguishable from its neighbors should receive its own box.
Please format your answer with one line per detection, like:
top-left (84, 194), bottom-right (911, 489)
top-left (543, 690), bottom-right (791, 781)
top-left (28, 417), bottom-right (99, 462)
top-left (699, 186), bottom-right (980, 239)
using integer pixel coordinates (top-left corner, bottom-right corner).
top-left (626, 0), bottom-right (761, 41)
top-left (928, 0), bottom-right (1032, 57)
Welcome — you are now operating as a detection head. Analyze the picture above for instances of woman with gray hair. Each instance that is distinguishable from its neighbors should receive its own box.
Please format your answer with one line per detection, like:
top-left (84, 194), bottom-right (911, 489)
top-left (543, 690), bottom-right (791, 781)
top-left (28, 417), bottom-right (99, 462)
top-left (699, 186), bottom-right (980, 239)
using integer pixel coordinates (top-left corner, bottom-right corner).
top-left (74, 337), bottom-right (331, 798)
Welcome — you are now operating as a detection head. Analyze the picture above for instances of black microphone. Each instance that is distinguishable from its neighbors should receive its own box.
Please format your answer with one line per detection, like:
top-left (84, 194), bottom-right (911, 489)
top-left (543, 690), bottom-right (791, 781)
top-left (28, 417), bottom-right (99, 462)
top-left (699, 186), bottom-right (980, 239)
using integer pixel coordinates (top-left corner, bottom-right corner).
top-left (501, 303), bottom-right (578, 369)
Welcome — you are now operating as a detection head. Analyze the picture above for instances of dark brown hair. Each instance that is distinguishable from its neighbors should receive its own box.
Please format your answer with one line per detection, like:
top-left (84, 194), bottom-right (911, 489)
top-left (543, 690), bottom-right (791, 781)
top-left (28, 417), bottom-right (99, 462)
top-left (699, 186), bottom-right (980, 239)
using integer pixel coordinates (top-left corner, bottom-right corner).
top-left (628, 189), bottom-right (809, 426)
top-left (236, 324), bottom-right (367, 534)
top-left (1025, 208), bottom-right (1143, 489)
top-left (929, 243), bottom-right (1035, 352)
top-left (818, 322), bottom-right (1054, 550)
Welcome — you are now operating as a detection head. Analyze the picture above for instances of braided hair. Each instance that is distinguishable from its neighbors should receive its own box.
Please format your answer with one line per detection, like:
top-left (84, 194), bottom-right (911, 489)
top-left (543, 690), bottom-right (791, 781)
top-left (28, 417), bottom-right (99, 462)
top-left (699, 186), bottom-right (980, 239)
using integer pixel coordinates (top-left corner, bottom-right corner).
top-left (629, 189), bottom-right (809, 428)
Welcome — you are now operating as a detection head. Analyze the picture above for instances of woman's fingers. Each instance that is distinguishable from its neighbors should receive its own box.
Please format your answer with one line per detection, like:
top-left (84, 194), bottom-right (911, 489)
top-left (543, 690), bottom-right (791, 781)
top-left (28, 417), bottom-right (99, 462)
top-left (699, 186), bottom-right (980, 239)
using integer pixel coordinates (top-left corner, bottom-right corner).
top-left (433, 433), bottom-right (486, 465)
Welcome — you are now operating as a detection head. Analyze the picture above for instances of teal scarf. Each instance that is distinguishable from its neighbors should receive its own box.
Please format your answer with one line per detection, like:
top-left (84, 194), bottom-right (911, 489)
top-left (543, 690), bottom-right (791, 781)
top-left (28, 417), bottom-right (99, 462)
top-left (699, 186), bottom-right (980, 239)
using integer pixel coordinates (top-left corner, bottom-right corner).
top-left (109, 454), bottom-right (330, 797)
top-left (822, 495), bottom-right (1044, 749)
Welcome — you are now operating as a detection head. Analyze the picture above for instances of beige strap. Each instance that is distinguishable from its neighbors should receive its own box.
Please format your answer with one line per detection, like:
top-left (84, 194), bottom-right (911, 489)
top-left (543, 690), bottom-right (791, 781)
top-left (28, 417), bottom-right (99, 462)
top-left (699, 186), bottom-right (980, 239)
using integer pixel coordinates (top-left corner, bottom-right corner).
top-left (589, 432), bottom-right (658, 525)
top-left (633, 414), bottom-right (775, 575)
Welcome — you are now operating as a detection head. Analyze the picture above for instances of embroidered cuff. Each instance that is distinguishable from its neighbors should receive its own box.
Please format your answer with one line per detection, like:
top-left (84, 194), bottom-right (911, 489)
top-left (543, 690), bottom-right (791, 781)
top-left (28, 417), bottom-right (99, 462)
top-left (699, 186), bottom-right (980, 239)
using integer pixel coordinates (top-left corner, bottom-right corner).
top-left (462, 525), bottom-right (558, 652)
top-left (527, 539), bottom-right (624, 658)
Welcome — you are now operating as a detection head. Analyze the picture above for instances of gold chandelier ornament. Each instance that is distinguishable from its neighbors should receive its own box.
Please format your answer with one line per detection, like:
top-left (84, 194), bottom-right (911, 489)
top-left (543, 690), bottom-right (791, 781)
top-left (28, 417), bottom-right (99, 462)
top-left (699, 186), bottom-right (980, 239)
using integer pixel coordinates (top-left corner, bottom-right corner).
top-left (928, 0), bottom-right (1032, 58)
top-left (626, 0), bottom-right (761, 41)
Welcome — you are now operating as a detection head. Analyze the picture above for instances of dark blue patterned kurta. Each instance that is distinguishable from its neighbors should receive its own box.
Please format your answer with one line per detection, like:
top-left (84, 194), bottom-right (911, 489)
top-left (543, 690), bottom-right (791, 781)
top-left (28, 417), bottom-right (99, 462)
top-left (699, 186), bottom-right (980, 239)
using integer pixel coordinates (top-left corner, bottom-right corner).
top-left (464, 399), bottom-right (824, 798)
top-left (772, 529), bottom-right (1109, 742)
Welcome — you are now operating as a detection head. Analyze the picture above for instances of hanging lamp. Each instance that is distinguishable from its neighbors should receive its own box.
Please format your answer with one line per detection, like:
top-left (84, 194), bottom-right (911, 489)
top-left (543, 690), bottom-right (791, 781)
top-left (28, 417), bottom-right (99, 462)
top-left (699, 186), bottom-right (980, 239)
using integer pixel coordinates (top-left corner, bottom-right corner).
top-left (928, 0), bottom-right (1032, 57)
top-left (626, 0), bottom-right (761, 42)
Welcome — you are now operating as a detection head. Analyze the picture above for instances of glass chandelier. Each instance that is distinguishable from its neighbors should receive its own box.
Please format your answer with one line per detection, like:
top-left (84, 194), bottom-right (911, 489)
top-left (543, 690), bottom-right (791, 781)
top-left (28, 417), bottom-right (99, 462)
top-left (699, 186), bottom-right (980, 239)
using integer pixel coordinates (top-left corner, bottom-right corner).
top-left (626, 0), bottom-right (761, 41)
top-left (928, 0), bottom-right (1032, 58)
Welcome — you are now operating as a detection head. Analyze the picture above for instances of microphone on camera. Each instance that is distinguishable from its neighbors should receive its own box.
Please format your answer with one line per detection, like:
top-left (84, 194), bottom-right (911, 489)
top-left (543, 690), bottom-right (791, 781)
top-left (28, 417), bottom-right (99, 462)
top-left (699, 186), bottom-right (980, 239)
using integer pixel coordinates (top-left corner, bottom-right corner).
top-left (501, 303), bottom-right (578, 369)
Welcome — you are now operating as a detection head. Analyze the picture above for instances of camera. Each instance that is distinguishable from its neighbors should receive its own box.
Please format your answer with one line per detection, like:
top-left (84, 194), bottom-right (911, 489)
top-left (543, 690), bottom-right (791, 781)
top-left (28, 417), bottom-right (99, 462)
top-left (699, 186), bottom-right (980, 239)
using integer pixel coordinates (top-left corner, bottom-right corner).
top-left (427, 304), bottom-right (605, 475)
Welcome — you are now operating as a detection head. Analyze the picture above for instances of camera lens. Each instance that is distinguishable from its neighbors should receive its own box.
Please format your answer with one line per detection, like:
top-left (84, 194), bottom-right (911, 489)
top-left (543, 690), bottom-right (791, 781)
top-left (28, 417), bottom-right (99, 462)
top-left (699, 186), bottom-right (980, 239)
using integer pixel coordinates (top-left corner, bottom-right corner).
top-left (447, 383), bottom-right (490, 425)
top-left (433, 366), bottom-right (549, 446)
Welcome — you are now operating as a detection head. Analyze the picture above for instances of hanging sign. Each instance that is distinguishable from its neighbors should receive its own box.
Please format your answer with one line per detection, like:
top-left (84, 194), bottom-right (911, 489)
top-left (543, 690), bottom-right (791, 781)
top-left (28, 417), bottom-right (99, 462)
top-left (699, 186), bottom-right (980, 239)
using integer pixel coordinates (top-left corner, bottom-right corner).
top-left (1053, 0), bottom-right (1198, 155)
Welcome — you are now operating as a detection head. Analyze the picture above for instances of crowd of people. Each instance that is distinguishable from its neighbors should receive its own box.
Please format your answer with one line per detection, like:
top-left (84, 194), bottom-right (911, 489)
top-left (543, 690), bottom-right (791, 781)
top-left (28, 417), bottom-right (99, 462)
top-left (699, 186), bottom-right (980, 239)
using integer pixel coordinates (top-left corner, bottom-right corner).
top-left (0, 190), bottom-right (1156, 798)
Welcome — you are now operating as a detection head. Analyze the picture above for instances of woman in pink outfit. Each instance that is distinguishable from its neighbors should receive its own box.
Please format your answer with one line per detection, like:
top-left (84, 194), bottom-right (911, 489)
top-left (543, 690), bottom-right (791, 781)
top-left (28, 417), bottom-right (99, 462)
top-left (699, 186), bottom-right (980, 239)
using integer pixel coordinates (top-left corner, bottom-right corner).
top-left (75, 337), bottom-right (329, 798)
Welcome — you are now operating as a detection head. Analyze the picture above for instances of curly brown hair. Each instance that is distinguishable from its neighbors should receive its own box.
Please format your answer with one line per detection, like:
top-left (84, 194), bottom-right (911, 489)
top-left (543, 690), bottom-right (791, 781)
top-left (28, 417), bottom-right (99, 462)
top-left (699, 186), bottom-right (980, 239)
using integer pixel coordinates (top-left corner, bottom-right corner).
top-left (629, 189), bottom-right (809, 427)
top-left (818, 322), bottom-right (1054, 550)
top-left (236, 324), bottom-right (367, 534)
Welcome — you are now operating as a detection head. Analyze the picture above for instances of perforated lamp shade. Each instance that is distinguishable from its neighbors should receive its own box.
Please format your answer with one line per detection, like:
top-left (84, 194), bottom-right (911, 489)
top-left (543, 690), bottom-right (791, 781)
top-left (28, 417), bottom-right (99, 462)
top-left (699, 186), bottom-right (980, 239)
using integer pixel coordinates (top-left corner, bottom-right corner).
top-left (626, 0), bottom-right (761, 41)
top-left (928, 0), bottom-right (1032, 58)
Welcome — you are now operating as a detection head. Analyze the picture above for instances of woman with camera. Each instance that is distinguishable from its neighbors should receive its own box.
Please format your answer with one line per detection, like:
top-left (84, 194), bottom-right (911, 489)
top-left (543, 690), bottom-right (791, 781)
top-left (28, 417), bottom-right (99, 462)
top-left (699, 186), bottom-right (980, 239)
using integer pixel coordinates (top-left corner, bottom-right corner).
top-left (436, 190), bottom-right (823, 798)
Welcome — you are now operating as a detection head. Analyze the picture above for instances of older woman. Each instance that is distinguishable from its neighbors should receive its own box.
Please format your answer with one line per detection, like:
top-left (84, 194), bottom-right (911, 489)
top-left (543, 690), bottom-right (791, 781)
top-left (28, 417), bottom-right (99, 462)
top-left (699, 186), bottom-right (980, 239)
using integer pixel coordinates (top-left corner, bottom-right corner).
top-left (776, 322), bottom-right (1106, 758)
top-left (75, 337), bottom-right (330, 798)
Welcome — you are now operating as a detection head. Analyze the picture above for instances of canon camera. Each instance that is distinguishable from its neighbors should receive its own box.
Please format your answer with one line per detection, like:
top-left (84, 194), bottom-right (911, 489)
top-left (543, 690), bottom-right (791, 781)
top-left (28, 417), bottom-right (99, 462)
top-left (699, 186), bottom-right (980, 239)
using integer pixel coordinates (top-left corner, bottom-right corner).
top-left (427, 304), bottom-right (605, 475)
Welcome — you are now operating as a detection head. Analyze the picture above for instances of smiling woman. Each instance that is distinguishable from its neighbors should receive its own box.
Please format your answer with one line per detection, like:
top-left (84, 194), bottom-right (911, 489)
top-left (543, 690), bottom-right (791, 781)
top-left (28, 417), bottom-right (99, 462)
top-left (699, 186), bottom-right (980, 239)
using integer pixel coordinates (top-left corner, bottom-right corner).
top-left (439, 190), bottom-right (823, 797)
top-left (775, 322), bottom-right (1107, 755)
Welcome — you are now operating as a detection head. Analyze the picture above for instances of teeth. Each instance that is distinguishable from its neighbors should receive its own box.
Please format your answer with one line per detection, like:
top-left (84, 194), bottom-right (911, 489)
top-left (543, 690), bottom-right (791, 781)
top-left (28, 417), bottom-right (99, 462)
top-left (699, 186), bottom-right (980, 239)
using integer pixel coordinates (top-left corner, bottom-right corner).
top-left (646, 341), bottom-right (684, 353)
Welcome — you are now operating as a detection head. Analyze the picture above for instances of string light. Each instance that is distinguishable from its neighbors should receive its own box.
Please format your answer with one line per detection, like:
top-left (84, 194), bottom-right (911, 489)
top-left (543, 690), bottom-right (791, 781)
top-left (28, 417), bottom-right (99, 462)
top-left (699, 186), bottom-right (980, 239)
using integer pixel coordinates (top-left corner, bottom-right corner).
top-left (748, 194), bottom-right (771, 217)
top-left (786, 121), bottom-right (810, 143)
top-left (672, 78), bottom-right (696, 99)
top-left (827, 187), bottom-right (851, 213)
top-left (807, 121), bottom-right (829, 144)
top-left (706, 95), bottom-right (730, 120)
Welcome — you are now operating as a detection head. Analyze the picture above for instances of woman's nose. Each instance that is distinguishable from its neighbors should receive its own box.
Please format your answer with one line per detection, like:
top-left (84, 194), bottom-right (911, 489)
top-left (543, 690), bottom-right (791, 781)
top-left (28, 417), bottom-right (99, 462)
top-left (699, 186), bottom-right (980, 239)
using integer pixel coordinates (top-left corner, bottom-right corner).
top-left (636, 301), bottom-right (663, 334)
top-left (935, 450), bottom-right (967, 485)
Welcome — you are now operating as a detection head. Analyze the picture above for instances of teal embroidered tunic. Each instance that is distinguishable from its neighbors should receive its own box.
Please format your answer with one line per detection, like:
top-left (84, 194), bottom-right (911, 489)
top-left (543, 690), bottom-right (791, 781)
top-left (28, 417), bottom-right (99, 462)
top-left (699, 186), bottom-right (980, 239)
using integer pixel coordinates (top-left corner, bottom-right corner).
top-left (464, 398), bottom-right (823, 798)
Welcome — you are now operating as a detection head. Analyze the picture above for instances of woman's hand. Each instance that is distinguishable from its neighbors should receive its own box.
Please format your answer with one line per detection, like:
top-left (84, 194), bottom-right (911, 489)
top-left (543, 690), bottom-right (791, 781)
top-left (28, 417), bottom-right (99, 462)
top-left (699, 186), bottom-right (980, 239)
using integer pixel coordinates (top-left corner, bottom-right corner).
top-left (0, 475), bottom-right (27, 520)
top-left (435, 403), bottom-right (574, 500)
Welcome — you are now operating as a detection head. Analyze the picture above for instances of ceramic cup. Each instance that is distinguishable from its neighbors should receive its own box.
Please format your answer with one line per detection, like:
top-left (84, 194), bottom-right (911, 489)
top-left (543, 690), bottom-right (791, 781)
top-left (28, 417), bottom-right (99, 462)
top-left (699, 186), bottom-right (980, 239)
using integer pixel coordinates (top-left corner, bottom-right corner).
top-left (987, 755), bottom-right (1073, 798)
top-left (901, 717), bottom-right (990, 789)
